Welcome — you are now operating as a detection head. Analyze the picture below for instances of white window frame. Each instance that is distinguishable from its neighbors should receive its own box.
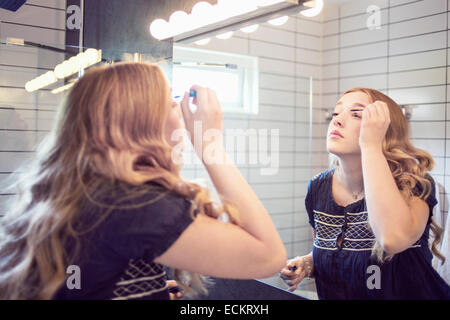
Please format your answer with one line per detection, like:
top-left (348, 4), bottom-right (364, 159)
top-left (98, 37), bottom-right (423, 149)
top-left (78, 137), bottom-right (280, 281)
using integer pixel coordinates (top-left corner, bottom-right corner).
top-left (173, 45), bottom-right (259, 115)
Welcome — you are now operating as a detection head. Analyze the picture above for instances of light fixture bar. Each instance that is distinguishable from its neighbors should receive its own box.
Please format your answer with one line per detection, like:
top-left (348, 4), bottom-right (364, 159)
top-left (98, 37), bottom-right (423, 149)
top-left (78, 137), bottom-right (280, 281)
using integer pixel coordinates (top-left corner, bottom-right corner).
top-left (170, 0), bottom-right (310, 44)
top-left (51, 82), bottom-right (75, 94)
top-left (6, 37), bottom-right (72, 54)
top-left (24, 48), bottom-right (102, 92)
top-left (174, 61), bottom-right (238, 69)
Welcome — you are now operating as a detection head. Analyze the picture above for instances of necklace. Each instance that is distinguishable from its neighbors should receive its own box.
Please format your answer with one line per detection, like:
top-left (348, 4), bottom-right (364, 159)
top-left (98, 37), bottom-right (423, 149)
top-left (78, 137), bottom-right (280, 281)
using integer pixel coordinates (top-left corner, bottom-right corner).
top-left (336, 167), bottom-right (365, 200)
top-left (351, 189), bottom-right (365, 200)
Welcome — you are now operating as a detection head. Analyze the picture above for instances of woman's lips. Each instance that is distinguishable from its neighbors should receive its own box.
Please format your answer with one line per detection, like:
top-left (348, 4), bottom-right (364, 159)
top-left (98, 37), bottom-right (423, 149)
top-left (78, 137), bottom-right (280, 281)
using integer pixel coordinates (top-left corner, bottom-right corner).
top-left (330, 130), bottom-right (343, 138)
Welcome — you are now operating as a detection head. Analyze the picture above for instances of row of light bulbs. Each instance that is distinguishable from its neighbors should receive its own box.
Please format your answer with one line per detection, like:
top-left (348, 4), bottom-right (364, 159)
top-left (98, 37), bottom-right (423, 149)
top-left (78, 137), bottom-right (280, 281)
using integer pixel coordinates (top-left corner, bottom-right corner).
top-left (150, 0), bottom-right (324, 45)
top-left (25, 48), bottom-right (102, 93)
top-left (193, 15), bottom-right (289, 45)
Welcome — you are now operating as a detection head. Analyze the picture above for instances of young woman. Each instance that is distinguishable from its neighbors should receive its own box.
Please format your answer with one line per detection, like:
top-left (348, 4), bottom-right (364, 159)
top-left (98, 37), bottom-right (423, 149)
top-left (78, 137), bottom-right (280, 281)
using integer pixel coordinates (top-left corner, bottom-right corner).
top-left (0, 62), bottom-right (286, 300)
top-left (280, 88), bottom-right (450, 299)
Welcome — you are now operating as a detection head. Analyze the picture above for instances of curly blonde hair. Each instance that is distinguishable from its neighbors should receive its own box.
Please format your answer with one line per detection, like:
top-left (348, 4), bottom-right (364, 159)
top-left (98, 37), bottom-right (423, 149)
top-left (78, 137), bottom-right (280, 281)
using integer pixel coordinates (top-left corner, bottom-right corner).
top-left (333, 87), bottom-right (445, 264)
top-left (0, 62), bottom-right (239, 299)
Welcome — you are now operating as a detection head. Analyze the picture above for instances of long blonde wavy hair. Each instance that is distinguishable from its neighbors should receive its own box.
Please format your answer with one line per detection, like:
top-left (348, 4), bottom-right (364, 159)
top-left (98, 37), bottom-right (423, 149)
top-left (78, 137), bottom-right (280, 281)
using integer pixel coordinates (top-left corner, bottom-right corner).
top-left (0, 62), bottom-right (239, 299)
top-left (332, 88), bottom-right (445, 264)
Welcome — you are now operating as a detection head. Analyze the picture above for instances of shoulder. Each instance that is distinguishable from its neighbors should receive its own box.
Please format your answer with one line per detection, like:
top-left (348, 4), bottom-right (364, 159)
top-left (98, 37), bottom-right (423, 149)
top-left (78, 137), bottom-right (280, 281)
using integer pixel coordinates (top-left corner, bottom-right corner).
top-left (305, 169), bottom-right (333, 205)
top-left (83, 182), bottom-right (194, 228)
top-left (100, 184), bottom-right (194, 237)
top-left (105, 180), bottom-right (191, 209)
top-left (308, 169), bottom-right (334, 189)
top-left (411, 173), bottom-right (436, 199)
top-left (81, 183), bottom-right (195, 261)
top-left (116, 185), bottom-right (193, 217)
top-left (409, 174), bottom-right (438, 223)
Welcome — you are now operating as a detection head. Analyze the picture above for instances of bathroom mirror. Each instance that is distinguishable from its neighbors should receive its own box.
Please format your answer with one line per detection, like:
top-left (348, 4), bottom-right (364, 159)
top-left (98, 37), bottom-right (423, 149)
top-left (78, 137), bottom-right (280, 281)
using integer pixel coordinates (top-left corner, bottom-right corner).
top-left (1, 0), bottom-right (449, 300)
top-left (170, 0), bottom-right (450, 299)
top-left (172, 7), bottom-right (321, 300)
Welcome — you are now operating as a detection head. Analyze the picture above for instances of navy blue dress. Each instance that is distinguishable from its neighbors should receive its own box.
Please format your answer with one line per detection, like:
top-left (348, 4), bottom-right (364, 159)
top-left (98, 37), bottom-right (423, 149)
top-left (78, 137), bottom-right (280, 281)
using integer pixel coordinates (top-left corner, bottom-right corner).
top-left (53, 182), bottom-right (195, 300)
top-left (306, 169), bottom-right (450, 300)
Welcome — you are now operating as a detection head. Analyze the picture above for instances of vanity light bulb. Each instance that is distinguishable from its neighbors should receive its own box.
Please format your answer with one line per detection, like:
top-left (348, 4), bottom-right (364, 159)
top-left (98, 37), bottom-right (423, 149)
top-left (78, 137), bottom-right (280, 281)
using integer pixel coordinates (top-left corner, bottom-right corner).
top-left (191, 1), bottom-right (215, 25)
top-left (64, 60), bottom-right (74, 76)
top-left (268, 15), bottom-right (288, 26)
top-left (43, 71), bottom-right (57, 85)
top-left (68, 56), bottom-right (79, 75)
top-left (169, 10), bottom-right (190, 35)
top-left (206, 3), bottom-right (232, 25)
top-left (79, 55), bottom-right (90, 69)
top-left (54, 64), bottom-right (65, 79)
top-left (194, 38), bottom-right (211, 46)
top-left (85, 48), bottom-right (100, 65)
top-left (257, 0), bottom-right (284, 7)
top-left (217, 0), bottom-right (254, 17)
top-left (300, 0), bottom-right (324, 17)
top-left (216, 31), bottom-right (233, 39)
top-left (150, 18), bottom-right (171, 40)
top-left (240, 24), bottom-right (259, 33)
top-left (25, 81), bottom-right (35, 92)
top-left (58, 61), bottom-right (68, 78)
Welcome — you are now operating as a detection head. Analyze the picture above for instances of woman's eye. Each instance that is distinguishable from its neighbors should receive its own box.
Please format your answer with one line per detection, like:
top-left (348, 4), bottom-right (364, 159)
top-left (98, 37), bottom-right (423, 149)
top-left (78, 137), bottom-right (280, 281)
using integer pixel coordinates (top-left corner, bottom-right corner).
top-left (332, 113), bottom-right (339, 117)
top-left (352, 112), bottom-right (361, 118)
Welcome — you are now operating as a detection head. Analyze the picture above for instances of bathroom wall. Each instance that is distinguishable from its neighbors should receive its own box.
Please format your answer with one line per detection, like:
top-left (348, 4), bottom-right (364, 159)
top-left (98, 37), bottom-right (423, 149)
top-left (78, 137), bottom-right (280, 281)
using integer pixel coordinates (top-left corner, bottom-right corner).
top-left (0, 0), bottom-right (67, 214)
top-left (0, 0), bottom-right (204, 217)
top-left (177, 0), bottom-right (450, 294)
top-left (176, 12), bottom-right (328, 295)
top-left (0, 0), bottom-right (325, 298)
top-left (321, 0), bottom-right (449, 233)
top-left (2, 0), bottom-right (449, 299)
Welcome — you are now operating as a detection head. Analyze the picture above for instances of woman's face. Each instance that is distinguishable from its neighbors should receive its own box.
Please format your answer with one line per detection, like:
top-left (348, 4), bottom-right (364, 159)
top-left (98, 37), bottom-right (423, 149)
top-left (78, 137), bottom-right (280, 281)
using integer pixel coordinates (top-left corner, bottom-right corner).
top-left (326, 91), bottom-right (371, 156)
top-left (164, 99), bottom-right (185, 148)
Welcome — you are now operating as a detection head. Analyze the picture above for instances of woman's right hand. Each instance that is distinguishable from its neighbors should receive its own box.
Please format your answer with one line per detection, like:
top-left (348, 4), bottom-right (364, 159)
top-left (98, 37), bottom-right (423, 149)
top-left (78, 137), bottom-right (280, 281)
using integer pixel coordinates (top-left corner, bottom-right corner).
top-left (180, 85), bottom-right (224, 161)
top-left (279, 256), bottom-right (308, 292)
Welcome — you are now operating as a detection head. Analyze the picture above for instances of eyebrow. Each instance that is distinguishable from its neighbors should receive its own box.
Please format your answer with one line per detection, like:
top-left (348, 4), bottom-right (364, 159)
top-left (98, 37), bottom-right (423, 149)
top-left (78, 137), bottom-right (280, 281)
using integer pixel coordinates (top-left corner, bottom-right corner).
top-left (336, 102), bottom-right (366, 108)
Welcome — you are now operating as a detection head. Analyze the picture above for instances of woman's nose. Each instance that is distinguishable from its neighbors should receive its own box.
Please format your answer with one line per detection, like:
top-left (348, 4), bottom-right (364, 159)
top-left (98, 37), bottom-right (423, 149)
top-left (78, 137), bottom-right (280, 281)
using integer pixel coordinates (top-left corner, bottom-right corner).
top-left (333, 117), bottom-right (343, 127)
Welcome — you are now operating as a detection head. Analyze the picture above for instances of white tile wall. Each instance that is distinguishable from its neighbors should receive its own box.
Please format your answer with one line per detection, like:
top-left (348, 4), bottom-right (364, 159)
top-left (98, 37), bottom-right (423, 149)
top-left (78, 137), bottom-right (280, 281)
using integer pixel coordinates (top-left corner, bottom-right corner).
top-left (389, 31), bottom-right (447, 56)
top-left (340, 27), bottom-right (388, 47)
top-left (0, 1), bottom-right (66, 216)
top-left (388, 49), bottom-right (447, 73)
top-left (388, 68), bottom-right (446, 89)
top-left (323, 0), bottom-right (450, 255)
top-left (389, 0), bottom-right (447, 23)
top-left (340, 41), bottom-right (388, 63)
top-left (6, 0), bottom-right (450, 298)
top-left (340, 57), bottom-right (388, 77)
top-left (339, 0), bottom-right (389, 18)
top-left (389, 12), bottom-right (447, 39)
top-left (179, 15), bottom-right (326, 267)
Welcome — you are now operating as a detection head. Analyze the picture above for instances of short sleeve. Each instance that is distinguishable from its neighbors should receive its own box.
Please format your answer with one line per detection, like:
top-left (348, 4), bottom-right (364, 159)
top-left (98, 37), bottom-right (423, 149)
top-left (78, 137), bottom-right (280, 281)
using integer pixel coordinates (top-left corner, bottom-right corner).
top-left (100, 191), bottom-right (195, 261)
top-left (305, 179), bottom-right (315, 229)
top-left (411, 174), bottom-right (437, 224)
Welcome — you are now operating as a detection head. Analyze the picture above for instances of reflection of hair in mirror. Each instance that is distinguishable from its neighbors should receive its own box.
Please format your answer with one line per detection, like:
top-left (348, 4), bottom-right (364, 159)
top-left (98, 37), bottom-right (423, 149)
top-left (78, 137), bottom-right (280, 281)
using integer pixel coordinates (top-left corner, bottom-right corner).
top-left (332, 87), bottom-right (444, 264)
top-left (0, 62), bottom-right (241, 299)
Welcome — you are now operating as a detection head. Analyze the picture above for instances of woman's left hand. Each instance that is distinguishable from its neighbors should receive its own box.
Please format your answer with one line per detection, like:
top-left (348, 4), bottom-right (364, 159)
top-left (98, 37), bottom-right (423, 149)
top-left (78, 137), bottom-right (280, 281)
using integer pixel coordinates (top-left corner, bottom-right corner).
top-left (359, 100), bottom-right (390, 150)
top-left (167, 280), bottom-right (183, 300)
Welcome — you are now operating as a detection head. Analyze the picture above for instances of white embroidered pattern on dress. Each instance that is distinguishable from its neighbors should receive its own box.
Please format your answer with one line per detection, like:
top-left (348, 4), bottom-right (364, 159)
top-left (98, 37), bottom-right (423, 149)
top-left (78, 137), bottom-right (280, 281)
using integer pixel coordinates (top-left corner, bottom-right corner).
top-left (313, 210), bottom-right (421, 251)
top-left (112, 259), bottom-right (167, 300)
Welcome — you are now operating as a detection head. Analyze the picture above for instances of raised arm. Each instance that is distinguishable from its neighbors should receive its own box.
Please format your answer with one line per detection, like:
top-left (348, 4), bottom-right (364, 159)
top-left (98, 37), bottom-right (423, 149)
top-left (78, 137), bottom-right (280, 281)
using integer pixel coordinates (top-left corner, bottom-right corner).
top-left (360, 101), bottom-right (429, 254)
top-left (154, 86), bottom-right (286, 279)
